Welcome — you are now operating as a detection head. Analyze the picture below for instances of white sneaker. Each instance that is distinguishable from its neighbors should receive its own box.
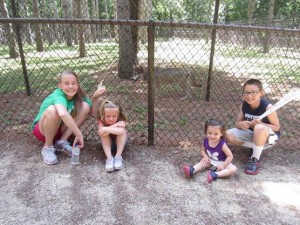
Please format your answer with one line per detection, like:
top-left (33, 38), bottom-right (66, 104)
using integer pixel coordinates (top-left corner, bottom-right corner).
top-left (54, 140), bottom-right (72, 155)
top-left (114, 156), bottom-right (124, 170)
top-left (105, 158), bottom-right (114, 172)
top-left (41, 146), bottom-right (58, 165)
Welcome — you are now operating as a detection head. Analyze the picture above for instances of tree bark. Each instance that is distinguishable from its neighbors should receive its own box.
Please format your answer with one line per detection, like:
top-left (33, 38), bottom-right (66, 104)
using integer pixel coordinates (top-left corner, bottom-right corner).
top-left (75, 0), bottom-right (86, 57)
top-left (0, 0), bottom-right (18, 58)
top-left (245, 0), bottom-right (256, 48)
top-left (61, 0), bottom-right (73, 47)
top-left (19, 0), bottom-right (33, 45)
top-left (32, 0), bottom-right (44, 51)
top-left (138, 0), bottom-right (152, 44)
top-left (117, 0), bottom-right (139, 79)
top-left (263, 0), bottom-right (275, 53)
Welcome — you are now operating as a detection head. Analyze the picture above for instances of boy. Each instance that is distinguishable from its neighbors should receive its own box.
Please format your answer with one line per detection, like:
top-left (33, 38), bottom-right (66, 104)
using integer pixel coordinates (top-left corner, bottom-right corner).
top-left (226, 79), bottom-right (280, 175)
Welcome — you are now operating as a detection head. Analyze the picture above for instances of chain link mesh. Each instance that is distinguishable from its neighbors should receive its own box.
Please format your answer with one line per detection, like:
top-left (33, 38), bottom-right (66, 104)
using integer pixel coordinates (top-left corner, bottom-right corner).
top-left (0, 18), bottom-right (299, 150)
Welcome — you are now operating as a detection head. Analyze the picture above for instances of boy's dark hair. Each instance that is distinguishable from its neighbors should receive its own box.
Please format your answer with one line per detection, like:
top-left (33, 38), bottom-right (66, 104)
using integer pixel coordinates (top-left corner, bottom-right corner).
top-left (204, 118), bottom-right (226, 136)
top-left (243, 79), bottom-right (263, 91)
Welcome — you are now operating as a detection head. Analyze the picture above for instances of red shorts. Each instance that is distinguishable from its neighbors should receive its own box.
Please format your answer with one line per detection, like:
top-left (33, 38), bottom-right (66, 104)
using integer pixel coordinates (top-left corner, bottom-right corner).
top-left (32, 122), bottom-right (62, 143)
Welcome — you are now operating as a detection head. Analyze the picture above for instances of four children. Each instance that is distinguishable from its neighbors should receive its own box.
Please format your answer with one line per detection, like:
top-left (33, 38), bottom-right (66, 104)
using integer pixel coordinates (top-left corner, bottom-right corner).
top-left (33, 74), bottom-right (280, 180)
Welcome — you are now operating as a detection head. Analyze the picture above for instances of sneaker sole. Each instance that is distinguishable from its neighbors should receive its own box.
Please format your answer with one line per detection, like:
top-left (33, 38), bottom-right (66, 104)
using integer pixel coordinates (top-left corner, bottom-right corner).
top-left (207, 171), bottom-right (213, 183)
top-left (105, 167), bottom-right (114, 172)
top-left (114, 165), bottom-right (124, 170)
top-left (183, 165), bottom-right (192, 178)
top-left (43, 158), bottom-right (58, 165)
top-left (245, 169), bottom-right (259, 175)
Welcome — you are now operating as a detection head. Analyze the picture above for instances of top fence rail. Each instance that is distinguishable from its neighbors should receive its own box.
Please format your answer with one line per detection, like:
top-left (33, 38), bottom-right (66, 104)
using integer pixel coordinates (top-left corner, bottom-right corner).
top-left (1, 18), bottom-right (300, 34)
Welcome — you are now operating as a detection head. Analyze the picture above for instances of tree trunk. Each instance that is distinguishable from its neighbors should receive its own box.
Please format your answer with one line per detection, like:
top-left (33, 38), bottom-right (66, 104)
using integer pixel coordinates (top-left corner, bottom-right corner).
top-left (82, 0), bottom-right (92, 43)
top-left (247, 0), bottom-right (255, 24)
top-left (19, 0), bottom-right (33, 45)
top-left (138, 0), bottom-right (152, 44)
top-left (263, 0), bottom-right (275, 53)
top-left (61, 0), bottom-right (73, 47)
top-left (32, 0), bottom-right (44, 52)
top-left (117, 0), bottom-right (138, 79)
top-left (90, 0), bottom-right (97, 42)
top-left (0, 0), bottom-right (18, 58)
top-left (246, 0), bottom-right (255, 48)
top-left (75, 0), bottom-right (86, 57)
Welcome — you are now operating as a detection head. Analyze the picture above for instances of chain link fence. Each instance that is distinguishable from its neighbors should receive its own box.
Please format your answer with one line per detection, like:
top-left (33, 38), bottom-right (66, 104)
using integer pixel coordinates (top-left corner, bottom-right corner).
top-left (0, 18), bottom-right (299, 150)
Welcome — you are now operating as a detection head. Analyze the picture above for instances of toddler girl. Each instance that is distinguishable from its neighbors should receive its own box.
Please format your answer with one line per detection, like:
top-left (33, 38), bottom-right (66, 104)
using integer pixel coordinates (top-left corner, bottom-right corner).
top-left (183, 118), bottom-right (237, 183)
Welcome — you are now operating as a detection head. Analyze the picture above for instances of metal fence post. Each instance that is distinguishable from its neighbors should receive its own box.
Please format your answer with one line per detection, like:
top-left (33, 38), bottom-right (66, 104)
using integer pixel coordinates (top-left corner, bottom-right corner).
top-left (147, 20), bottom-right (155, 146)
top-left (206, 0), bottom-right (220, 101)
top-left (10, 0), bottom-right (31, 96)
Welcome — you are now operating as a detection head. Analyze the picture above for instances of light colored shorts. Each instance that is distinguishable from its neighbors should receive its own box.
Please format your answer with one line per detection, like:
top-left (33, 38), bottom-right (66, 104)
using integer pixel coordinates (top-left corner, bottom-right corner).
top-left (227, 127), bottom-right (279, 149)
top-left (209, 159), bottom-right (234, 167)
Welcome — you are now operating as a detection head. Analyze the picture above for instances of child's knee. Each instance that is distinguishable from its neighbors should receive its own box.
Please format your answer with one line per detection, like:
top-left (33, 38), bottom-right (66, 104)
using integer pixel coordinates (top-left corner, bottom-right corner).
top-left (225, 130), bottom-right (235, 142)
top-left (232, 165), bottom-right (238, 173)
top-left (81, 102), bottom-right (91, 117)
top-left (45, 105), bottom-right (60, 119)
top-left (253, 124), bottom-right (269, 135)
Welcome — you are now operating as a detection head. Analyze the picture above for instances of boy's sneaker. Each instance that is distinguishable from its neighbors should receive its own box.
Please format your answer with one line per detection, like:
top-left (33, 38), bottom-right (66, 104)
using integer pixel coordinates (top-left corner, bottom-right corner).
top-left (207, 170), bottom-right (218, 183)
top-left (54, 140), bottom-right (73, 155)
top-left (245, 157), bottom-right (260, 175)
top-left (41, 146), bottom-right (58, 165)
top-left (105, 158), bottom-right (114, 172)
top-left (114, 156), bottom-right (124, 170)
top-left (183, 165), bottom-right (195, 178)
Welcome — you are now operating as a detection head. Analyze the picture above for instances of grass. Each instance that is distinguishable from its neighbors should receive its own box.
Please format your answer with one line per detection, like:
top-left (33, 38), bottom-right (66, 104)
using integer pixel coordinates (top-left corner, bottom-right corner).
top-left (0, 42), bottom-right (118, 93)
top-left (1, 37), bottom-right (299, 93)
top-left (1, 36), bottom-right (299, 149)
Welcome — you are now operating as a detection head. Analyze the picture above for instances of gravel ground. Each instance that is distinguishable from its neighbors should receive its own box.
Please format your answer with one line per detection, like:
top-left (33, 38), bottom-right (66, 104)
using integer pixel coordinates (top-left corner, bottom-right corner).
top-left (0, 133), bottom-right (300, 225)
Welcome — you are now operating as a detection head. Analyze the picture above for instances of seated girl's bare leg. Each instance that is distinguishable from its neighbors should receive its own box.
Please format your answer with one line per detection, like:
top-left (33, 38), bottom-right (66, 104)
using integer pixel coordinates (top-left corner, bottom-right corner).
top-left (39, 105), bottom-right (61, 146)
top-left (193, 158), bottom-right (211, 174)
top-left (101, 135), bottom-right (113, 160)
top-left (216, 164), bottom-right (237, 178)
top-left (115, 130), bottom-right (127, 158)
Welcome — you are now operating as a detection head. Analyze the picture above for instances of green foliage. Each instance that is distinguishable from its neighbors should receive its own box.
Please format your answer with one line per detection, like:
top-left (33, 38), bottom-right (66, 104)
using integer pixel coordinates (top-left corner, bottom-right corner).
top-left (133, 104), bottom-right (147, 116)
top-left (130, 123), bottom-right (146, 131)
top-left (178, 116), bottom-right (189, 126)
top-left (0, 42), bottom-right (117, 92)
top-left (224, 0), bottom-right (300, 24)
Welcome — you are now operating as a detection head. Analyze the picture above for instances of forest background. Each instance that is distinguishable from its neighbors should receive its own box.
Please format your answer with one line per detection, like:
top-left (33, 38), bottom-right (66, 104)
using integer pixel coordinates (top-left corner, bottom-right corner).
top-left (0, 0), bottom-right (299, 148)
top-left (0, 1), bottom-right (300, 224)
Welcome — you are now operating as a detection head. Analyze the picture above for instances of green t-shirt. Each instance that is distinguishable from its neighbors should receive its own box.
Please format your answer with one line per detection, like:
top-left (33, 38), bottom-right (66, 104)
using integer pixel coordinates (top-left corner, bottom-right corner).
top-left (32, 88), bottom-right (92, 128)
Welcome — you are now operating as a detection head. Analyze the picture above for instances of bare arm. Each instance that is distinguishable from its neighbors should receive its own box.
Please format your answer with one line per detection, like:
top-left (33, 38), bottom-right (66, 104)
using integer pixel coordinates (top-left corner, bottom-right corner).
top-left (219, 143), bottom-right (234, 170)
top-left (251, 104), bottom-right (280, 132)
top-left (91, 86), bottom-right (106, 118)
top-left (98, 121), bottom-right (126, 137)
top-left (199, 144), bottom-right (210, 163)
top-left (55, 104), bottom-right (84, 147)
top-left (235, 104), bottom-right (251, 129)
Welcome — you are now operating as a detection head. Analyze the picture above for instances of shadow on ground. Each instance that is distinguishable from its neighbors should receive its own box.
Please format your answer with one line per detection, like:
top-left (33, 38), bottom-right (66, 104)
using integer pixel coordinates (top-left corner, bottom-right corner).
top-left (0, 133), bottom-right (299, 225)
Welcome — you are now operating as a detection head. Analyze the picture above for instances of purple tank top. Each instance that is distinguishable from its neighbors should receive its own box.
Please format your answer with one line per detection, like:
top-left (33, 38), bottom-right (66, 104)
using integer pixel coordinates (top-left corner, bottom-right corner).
top-left (203, 137), bottom-right (227, 161)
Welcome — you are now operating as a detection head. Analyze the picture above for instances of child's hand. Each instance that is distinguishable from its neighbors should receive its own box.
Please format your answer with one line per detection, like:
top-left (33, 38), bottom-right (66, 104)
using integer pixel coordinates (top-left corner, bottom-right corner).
top-left (73, 135), bottom-right (84, 148)
top-left (250, 119), bottom-right (262, 128)
top-left (203, 156), bottom-right (210, 164)
top-left (217, 164), bottom-right (224, 171)
top-left (92, 80), bottom-right (106, 99)
top-left (238, 121), bottom-right (251, 129)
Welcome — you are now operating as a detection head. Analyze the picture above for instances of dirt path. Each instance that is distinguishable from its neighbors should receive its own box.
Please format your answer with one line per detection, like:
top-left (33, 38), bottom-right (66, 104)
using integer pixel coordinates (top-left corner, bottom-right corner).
top-left (0, 133), bottom-right (299, 225)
